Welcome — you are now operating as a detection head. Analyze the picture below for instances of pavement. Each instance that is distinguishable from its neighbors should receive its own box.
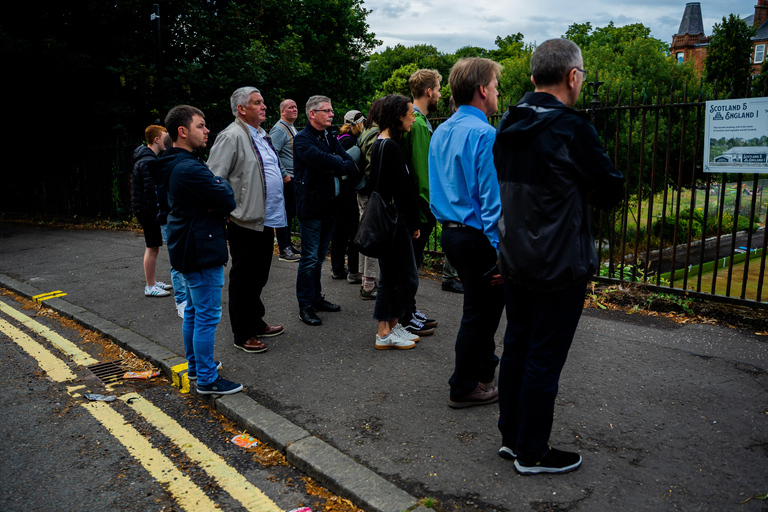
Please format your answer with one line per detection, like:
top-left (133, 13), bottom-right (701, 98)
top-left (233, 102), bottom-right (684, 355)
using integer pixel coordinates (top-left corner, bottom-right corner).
top-left (0, 221), bottom-right (766, 512)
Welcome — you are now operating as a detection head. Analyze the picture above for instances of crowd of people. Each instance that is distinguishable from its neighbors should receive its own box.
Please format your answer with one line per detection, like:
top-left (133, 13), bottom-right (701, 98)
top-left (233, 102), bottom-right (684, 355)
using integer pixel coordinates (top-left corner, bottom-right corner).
top-left (131, 39), bottom-right (625, 476)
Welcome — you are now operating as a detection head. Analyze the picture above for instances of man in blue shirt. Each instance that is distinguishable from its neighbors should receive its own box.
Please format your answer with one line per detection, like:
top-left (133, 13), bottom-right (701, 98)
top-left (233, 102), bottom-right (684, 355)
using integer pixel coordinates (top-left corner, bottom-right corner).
top-left (429, 57), bottom-right (505, 409)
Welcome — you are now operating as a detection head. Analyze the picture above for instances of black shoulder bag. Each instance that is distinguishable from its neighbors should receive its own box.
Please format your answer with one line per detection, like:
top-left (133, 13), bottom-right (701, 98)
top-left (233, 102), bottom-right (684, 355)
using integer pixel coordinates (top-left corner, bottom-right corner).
top-left (353, 139), bottom-right (398, 258)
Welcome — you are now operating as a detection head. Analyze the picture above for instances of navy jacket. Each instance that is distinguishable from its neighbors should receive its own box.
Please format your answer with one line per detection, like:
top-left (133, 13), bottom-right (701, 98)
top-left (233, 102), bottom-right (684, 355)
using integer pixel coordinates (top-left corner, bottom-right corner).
top-left (493, 92), bottom-right (625, 293)
top-left (293, 123), bottom-right (356, 220)
top-left (149, 147), bottom-right (236, 273)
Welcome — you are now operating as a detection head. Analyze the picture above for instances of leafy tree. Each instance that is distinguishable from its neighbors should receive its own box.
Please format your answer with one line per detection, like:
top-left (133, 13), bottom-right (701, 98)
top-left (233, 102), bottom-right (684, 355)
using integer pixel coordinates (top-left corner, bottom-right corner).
top-left (705, 14), bottom-right (756, 95)
top-left (365, 44), bottom-right (455, 93)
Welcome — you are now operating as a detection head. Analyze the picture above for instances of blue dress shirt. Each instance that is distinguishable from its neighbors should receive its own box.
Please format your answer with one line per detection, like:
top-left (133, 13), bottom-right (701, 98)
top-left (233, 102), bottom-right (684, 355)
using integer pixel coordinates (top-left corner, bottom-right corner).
top-left (428, 105), bottom-right (501, 249)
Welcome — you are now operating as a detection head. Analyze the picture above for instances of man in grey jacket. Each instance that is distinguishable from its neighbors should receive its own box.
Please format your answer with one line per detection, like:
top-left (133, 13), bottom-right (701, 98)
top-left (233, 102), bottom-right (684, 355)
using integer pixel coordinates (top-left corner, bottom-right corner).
top-left (269, 99), bottom-right (301, 262)
top-left (208, 86), bottom-right (287, 354)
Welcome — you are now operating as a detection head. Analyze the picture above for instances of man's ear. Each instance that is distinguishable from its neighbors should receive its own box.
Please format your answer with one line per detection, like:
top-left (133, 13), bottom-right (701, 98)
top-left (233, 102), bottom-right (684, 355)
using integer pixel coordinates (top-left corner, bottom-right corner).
top-left (530, 75), bottom-right (536, 86)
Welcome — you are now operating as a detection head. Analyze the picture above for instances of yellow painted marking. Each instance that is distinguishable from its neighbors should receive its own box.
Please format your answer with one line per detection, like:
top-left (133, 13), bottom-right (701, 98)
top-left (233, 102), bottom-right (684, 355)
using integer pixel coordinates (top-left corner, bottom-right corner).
top-left (121, 393), bottom-right (281, 512)
top-left (171, 361), bottom-right (191, 393)
top-left (0, 300), bottom-right (98, 366)
top-left (31, 291), bottom-right (67, 303)
top-left (0, 317), bottom-right (77, 382)
top-left (81, 400), bottom-right (219, 512)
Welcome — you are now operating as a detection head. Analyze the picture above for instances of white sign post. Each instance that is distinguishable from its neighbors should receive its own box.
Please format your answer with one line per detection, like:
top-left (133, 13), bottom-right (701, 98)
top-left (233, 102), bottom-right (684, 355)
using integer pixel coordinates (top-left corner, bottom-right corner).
top-left (704, 97), bottom-right (768, 173)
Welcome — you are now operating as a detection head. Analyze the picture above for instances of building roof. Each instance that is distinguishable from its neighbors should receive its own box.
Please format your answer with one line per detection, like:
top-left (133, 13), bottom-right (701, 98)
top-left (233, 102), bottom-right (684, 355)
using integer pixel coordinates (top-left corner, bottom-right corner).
top-left (723, 146), bottom-right (768, 155)
top-left (677, 2), bottom-right (705, 35)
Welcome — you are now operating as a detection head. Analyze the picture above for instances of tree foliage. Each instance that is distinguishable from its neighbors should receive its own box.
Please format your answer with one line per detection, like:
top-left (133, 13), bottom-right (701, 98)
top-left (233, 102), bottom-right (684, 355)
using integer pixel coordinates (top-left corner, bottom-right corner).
top-left (705, 14), bottom-right (757, 95)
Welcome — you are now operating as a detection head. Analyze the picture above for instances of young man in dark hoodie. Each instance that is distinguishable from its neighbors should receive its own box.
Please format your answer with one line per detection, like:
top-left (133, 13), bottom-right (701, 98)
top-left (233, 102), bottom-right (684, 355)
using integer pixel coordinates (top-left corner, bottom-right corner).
top-left (132, 125), bottom-right (172, 298)
top-left (151, 105), bottom-right (241, 396)
top-left (493, 39), bottom-right (625, 475)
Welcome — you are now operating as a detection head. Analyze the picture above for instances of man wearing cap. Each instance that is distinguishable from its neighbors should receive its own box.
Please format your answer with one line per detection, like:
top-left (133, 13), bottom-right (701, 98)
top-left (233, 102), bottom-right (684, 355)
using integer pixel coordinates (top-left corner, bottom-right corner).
top-left (330, 109), bottom-right (366, 282)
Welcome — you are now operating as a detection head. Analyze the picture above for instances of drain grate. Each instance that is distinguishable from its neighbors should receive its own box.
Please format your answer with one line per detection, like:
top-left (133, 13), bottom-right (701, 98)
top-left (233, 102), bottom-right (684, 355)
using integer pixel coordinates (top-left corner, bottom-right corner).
top-left (84, 360), bottom-right (125, 385)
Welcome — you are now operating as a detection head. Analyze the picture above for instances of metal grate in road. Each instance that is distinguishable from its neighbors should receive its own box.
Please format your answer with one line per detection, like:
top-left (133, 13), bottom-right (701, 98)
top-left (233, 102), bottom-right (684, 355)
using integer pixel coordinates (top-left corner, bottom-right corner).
top-left (84, 360), bottom-right (125, 385)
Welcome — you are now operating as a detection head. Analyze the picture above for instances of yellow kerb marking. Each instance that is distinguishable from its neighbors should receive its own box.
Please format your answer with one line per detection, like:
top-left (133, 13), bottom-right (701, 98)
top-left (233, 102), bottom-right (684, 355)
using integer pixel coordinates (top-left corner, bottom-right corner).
top-left (0, 300), bottom-right (98, 366)
top-left (0, 317), bottom-right (77, 383)
top-left (81, 400), bottom-right (219, 512)
top-left (171, 361), bottom-right (191, 393)
top-left (120, 393), bottom-right (281, 512)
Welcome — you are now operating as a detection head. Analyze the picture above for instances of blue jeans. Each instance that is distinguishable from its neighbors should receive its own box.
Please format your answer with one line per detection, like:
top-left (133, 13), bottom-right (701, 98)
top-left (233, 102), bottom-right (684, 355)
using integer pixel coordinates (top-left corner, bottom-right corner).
top-left (441, 226), bottom-right (504, 397)
top-left (182, 266), bottom-right (225, 386)
top-left (160, 224), bottom-right (188, 304)
top-left (497, 282), bottom-right (587, 462)
top-left (296, 217), bottom-right (335, 309)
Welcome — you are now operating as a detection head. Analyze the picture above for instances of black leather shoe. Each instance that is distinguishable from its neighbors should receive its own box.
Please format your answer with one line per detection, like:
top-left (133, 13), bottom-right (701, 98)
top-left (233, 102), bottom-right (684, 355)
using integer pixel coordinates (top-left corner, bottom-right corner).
top-left (299, 307), bottom-right (322, 326)
top-left (442, 280), bottom-right (464, 293)
top-left (313, 297), bottom-right (341, 312)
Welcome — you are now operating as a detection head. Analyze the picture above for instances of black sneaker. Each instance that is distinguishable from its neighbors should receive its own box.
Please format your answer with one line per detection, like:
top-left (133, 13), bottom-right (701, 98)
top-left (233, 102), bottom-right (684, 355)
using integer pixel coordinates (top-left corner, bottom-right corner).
top-left (498, 446), bottom-right (517, 460)
top-left (187, 361), bottom-right (222, 381)
top-left (279, 247), bottom-right (300, 262)
top-left (313, 296), bottom-right (341, 312)
top-left (196, 376), bottom-right (243, 395)
top-left (514, 447), bottom-right (582, 475)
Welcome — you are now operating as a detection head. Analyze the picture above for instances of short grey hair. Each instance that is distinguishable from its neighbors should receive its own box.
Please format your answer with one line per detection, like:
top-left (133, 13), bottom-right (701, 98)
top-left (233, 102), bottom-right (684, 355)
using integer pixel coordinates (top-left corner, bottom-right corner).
top-left (306, 95), bottom-right (332, 117)
top-left (530, 39), bottom-right (582, 87)
top-left (230, 86), bottom-right (260, 117)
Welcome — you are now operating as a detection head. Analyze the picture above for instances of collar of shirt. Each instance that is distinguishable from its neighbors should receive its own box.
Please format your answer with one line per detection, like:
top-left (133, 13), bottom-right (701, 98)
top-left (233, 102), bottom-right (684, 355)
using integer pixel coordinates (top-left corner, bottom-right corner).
top-left (413, 105), bottom-right (433, 134)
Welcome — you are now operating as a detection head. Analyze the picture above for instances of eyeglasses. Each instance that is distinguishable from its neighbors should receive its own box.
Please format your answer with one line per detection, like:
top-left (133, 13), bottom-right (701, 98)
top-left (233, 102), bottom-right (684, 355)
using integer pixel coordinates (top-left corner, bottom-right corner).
top-left (313, 109), bottom-right (334, 114)
top-left (576, 67), bottom-right (589, 80)
top-left (406, 111), bottom-right (416, 118)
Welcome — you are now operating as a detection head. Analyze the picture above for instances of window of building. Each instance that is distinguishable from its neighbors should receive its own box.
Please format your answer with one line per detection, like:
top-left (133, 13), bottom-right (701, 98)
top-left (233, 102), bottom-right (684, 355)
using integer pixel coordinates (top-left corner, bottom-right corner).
top-left (755, 44), bottom-right (765, 64)
top-left (676, 52), bottom-right (684, 64)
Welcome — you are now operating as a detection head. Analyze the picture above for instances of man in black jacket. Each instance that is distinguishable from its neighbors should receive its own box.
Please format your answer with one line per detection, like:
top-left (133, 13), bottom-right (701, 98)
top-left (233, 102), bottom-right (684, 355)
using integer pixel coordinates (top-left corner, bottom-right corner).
top-left (493, 38), bottom-right (625, 475)
top-left (152, 105), bottom-right (241, 396)
top-left (293, 95), bottom-right (356, 326)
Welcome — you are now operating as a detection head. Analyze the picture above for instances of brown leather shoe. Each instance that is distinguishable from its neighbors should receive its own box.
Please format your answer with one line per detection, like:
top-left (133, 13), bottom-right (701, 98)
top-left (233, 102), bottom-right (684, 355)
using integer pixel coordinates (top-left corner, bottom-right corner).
top-left (256, 324), bottom-right (284, 337)
top-left (234, 337), bottom-right (267, 353)
top-left (448, 383), bottom-right (499, 409)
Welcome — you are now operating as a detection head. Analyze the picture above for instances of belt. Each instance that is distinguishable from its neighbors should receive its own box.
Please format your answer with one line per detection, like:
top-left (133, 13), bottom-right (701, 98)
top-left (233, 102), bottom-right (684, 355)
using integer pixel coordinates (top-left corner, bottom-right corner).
top-left (443, 221), bottom-right (469, 228)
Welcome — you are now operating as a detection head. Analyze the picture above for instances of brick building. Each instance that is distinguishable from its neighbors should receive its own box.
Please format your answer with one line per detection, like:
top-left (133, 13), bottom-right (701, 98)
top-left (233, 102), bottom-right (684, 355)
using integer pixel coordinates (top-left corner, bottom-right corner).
top-left (670, 1), bottom-right (768, 75)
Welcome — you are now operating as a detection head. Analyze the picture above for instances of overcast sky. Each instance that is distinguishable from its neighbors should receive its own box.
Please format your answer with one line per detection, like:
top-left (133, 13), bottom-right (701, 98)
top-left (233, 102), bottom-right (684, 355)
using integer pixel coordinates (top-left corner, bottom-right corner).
top-left (365, 0), bottom-right (759, 53)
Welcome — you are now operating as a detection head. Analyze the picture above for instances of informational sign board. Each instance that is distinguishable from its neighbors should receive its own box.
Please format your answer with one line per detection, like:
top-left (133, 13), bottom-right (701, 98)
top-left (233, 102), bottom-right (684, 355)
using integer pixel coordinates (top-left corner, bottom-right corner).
top-left (704, 97), bottom-right (768, 173)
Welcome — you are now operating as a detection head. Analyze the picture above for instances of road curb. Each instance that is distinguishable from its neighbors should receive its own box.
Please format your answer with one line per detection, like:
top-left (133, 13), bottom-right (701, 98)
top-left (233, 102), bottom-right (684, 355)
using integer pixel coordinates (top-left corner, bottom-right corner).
top-left (0, 273), bottom-right (422, 512)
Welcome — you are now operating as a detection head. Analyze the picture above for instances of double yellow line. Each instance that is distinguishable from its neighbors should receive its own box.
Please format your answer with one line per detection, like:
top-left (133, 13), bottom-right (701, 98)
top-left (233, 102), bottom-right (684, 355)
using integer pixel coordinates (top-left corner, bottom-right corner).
top-left (0, 299), bottom-right (281, 512)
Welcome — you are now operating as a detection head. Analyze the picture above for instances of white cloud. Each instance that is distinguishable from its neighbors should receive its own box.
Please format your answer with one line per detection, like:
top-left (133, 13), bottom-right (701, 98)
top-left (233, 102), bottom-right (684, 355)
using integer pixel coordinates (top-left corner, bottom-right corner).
top-left (365, 0), bottom-right (759, 53)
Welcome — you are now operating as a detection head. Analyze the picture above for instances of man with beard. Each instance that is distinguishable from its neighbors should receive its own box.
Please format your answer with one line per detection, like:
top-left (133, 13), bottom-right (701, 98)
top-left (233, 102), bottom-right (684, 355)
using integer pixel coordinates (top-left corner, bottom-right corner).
top-left (400, 69), bottom-right (443, 337)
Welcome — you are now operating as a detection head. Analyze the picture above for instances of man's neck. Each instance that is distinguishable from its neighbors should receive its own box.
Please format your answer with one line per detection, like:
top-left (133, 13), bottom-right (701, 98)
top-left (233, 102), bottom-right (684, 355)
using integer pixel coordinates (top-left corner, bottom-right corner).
top-left (413, 97), bottom-right (430, 116)
top-left (280, 117), bottom-right (294, 126)
top-left (534, 86), bottom-right (571, 107)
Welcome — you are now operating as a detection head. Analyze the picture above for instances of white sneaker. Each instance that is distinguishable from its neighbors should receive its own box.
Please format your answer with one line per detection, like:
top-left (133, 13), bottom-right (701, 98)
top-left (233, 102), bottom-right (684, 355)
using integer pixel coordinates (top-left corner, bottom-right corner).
top-left (176, 300), bottom-right (187, 319)
top-left (392, 324), bottom-right (420, 343)
top-left (375, 332), bottom-right (415, 350)
top-left (145, 284), bottom-right (171, 297)
top-left (155, 281), bottom-right (173, 290)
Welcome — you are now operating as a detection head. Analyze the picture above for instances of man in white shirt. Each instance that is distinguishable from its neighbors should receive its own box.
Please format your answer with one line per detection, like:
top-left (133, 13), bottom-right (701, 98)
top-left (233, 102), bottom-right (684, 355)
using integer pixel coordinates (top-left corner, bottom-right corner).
top-left (208, 86), bottom-right (287, 354)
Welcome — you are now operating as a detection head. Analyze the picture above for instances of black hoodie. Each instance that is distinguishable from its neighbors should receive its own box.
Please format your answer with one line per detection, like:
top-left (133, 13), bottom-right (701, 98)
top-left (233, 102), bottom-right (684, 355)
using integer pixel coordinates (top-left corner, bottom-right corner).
top-left (493, 92), bottom-right (625, 293)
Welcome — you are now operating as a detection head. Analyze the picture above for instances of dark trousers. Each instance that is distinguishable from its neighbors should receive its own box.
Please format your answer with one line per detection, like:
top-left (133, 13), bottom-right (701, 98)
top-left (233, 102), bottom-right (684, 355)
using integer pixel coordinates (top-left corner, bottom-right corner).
top-left (226, 222), bottom-right (274, 343)
top-left (497, 282), bottom-right (587, 462)
top-left (373, 220), bottom-right (419, 322)
top-left (400, 213), bottom-right (436, 324)
top-left (276, 179), bottom-right (295, 251)
top-left (330, 189), bottom-right (360, 273)
top-left (296, 216), bottom-right (335, 308)
top-left (441, 226), bottom-right (504, 397)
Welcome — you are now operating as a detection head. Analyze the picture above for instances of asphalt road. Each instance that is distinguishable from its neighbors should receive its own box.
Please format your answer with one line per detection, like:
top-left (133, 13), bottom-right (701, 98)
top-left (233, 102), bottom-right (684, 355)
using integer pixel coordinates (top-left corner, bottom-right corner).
top-left (0, 221), bottom-right (767, 511)
top-left (0, 290), bottom-right (358, 512)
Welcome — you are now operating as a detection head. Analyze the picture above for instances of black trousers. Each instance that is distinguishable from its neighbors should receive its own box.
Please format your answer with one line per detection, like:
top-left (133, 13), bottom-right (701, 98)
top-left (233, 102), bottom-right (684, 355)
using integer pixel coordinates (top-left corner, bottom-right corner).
top-left (226, 222), bottom-right (274, 343)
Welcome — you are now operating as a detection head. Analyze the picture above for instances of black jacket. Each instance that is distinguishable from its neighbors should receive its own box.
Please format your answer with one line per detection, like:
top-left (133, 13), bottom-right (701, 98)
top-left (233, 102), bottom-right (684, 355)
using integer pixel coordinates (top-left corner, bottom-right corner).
top-left (493, 92), bottom-right (625, 293)
top-left (131, 145), bottom-right (158, 216)
top-left (293, 123), bottom-right (356, 220)
top-left (149, 147), bottom-right (236, 273)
